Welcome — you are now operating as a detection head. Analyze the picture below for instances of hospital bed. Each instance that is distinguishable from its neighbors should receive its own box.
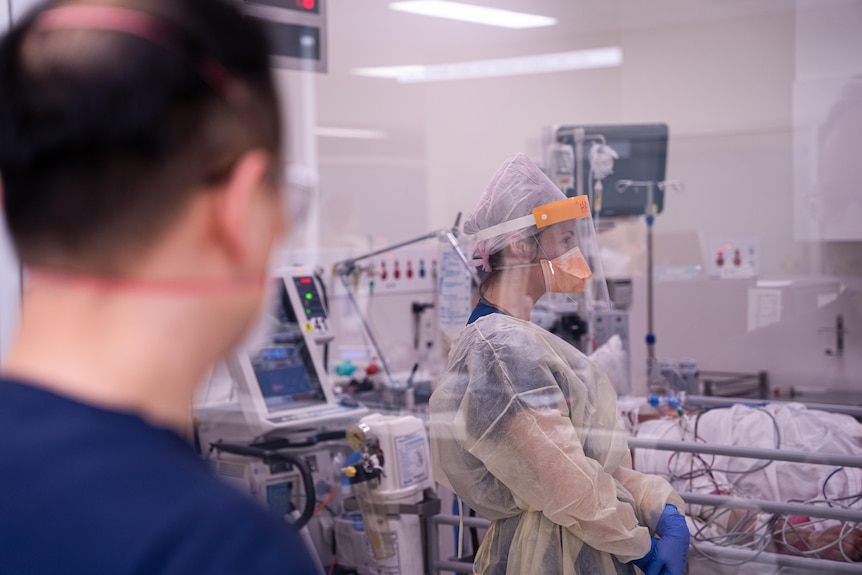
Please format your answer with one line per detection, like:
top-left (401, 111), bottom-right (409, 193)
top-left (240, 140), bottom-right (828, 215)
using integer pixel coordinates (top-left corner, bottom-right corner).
top-left (425, 394), bottom-right (862, 574)
top-left (631, 394), bottom-right (862, 574)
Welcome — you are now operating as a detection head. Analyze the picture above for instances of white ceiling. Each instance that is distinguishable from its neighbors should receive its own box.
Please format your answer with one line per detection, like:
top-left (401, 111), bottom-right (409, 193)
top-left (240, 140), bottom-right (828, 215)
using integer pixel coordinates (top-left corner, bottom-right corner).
top-left (328, 0), bottom-right (795, 71)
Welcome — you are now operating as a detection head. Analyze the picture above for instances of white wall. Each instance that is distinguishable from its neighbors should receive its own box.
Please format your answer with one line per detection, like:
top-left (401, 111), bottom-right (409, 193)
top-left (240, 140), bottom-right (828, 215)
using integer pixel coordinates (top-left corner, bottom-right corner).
top-left (793, 0), bottom-right (862, 254)
top-left (8, 0), bottom-right (40, 23)
top-left (314, 2), bottom-right (862, 279)
top-left (0, 5), bottom-right (8, 358)
top-left (0, 0), bottom-right (23, 362)
top-left (0, 225), bottom-right (19, 362)
top-left (627, 276), bottom-right (862, 396)
top-left (2, 2), bottom-right (857, 388)
top-left (311, 2), bottom-right (862, 398)
top-left (1, 1), bottom-right (8, 32)
top-left (2, 0), bottom-right (114, 361)
top-left (313, 3), bottom-right (848, 282)
top-left (420, 10), bottom-right (800, 276)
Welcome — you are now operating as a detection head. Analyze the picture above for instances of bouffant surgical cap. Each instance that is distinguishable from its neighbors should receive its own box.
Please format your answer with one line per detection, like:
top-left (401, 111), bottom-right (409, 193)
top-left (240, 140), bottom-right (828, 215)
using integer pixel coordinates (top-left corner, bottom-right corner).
top-left (463, 153), bottom-right (566, 271)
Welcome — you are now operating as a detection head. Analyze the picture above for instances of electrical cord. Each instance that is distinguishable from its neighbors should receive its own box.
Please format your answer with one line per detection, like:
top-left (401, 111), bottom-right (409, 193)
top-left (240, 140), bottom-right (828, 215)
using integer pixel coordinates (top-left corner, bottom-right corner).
top-left (773, 515), bottom-right (862, 561)
top-left (823, 467), bottom-right (845, 508)
top-left (655, 407), bottom-right (862, 567)
top-left (693, 407), bottom-right (781, 476)
top-left (840, 521), bottom-right (860, 563)
top-left (250, 430), bottom-right (347, 450)
top-left (637, 406), bottom-right (862, 567)
top-left (661, 410), bottom-right (722, 493)
top-left (674, 412), bottom-right (774, 566)
top-left (688, 511), bottom-right (778, 566)
top-left (687, 473), bottom-right (862, 566)
top-left (661, 407), bottom-right (783, 521)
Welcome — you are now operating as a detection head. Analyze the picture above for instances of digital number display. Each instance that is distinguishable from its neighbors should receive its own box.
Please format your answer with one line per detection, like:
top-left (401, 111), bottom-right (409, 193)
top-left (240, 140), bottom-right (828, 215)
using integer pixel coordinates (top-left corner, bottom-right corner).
top-left (249, 0), bottom-right (320, 15)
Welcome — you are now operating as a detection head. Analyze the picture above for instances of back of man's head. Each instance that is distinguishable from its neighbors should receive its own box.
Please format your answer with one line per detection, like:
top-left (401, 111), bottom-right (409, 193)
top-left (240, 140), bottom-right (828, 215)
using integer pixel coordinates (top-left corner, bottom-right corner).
top-left (0, 0), bottom-right (280, 271)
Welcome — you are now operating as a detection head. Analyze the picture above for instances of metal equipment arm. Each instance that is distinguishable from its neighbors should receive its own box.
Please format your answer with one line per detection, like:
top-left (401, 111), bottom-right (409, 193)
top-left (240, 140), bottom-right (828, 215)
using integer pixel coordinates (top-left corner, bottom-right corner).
top-left (331, 216), bottom-right (478, 388)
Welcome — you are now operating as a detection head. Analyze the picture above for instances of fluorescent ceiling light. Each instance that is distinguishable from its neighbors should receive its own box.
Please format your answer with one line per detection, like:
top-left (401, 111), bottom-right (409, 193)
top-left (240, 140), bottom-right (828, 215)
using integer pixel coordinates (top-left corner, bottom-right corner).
top-left (348, 65), bottom-right (427, 80)
top-left (353, 47), bottom-right (623, 83)
top-left (756, 280), bottom-right (793, 288)
top-left (315, 127), bottom-right (388, 139)
top-left (390, 1), bottom-right (557, 29)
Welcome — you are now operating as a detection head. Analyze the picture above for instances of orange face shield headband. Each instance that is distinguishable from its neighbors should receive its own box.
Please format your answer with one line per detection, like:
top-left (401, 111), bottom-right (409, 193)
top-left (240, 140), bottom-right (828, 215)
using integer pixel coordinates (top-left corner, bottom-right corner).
top-left (472, 195), bottom-right (591, 243)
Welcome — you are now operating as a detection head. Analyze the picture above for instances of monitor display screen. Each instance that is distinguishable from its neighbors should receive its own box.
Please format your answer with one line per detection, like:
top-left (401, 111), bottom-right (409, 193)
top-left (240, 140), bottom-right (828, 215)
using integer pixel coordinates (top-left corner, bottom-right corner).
top-left (248, 279), bottom-right (327, 413)
top-left (265, 481), bottom-right (291, 517)
top-left (250, 341), bottom-right (327, 413)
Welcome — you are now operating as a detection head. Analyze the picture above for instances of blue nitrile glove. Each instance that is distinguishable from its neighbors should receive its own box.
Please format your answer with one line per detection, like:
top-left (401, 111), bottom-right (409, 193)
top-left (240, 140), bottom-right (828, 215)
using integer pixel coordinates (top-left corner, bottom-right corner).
top-left (630, 538), bottom-right (661, 575)
top-left (654, 504), bottom-right (690, 575)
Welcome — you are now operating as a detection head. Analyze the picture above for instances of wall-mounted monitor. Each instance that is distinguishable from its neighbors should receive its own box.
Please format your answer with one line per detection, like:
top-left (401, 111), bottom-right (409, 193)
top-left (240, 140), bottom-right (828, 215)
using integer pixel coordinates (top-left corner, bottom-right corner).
top-left (554, 123), bottom-right (669, 217)
top-left (242, 0), bottom-right (327, 73)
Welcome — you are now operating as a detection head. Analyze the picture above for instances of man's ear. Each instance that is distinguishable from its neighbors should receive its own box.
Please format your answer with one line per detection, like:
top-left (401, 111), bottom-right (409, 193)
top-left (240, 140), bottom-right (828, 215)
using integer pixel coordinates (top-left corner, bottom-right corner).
top-left (210, 148), bottom-right (272, 262)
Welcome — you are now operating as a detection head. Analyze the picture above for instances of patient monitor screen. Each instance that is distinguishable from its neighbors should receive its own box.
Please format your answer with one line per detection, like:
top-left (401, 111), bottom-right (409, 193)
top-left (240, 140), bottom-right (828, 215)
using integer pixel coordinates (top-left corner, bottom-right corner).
top-left (248, 280), bottom-right (327, 413)
top-left (251, 342), bottom-right (327, 413)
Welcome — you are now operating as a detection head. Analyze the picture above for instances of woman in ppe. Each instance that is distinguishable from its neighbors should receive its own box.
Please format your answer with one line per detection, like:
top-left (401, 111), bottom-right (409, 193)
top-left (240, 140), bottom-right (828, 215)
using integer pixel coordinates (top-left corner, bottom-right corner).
top-left (429, 153), bottom-right (689, 575)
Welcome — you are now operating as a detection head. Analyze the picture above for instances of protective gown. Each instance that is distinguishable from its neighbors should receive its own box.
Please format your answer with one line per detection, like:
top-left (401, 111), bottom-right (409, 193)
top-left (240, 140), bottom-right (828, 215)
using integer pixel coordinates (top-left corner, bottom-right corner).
top-left (430, 312), bottom-right (683, 575)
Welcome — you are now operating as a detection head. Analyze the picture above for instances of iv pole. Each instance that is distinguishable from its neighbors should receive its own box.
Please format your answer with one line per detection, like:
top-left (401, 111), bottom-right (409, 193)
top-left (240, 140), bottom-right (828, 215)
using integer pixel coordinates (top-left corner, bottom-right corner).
top-left (615, 180), bottom-right (661, 386)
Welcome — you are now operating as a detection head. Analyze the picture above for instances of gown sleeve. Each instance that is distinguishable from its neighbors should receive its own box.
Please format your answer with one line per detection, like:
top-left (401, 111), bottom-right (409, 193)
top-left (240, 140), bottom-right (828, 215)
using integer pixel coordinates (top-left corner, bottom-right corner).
top-left (456, 322), bottom-right (654, 563)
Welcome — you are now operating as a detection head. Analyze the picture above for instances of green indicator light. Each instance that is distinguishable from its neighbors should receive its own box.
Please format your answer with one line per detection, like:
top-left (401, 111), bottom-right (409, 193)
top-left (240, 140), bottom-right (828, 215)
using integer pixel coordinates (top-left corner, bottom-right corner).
top-left (306, 309), bottom-right (312, 315)
top-left (305, 293), bottom-right (313, 300)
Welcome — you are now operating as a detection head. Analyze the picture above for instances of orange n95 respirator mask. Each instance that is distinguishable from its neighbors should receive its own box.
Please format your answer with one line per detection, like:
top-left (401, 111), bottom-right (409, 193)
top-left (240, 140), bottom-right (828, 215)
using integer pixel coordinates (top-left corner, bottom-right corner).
top-left (540, 246), bottom-right (592, 293)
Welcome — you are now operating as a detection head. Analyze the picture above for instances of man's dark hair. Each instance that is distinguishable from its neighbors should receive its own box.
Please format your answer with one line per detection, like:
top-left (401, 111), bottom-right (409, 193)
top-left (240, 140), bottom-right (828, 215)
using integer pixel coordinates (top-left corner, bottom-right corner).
top-left (0, 0), bottom-right (281, 269)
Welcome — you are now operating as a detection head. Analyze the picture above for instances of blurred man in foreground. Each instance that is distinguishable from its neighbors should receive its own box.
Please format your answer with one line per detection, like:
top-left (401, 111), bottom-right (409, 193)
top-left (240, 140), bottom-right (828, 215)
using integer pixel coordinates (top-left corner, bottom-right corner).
top-left (0, 1), bottom-right (319, 573)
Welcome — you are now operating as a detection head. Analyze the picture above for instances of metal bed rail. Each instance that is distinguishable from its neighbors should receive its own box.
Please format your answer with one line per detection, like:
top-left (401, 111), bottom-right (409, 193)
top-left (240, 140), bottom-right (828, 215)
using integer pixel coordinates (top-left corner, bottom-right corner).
top-left (426, 507), bottom-right (862, 574)
top-left (631, 432), bottom-right (862, 573)
top-left (684, 394), bottom-right (862, 419)
top-left (690, 540), bottom-right (862, 574)
top-left (627, 436), bottom-right (862, 468)
top-left (426, 513), bottom-right (489, 574)
top-left (680, 492), bottom-right (862, 525)
top-left (425, 434), bottom-right (862, 573)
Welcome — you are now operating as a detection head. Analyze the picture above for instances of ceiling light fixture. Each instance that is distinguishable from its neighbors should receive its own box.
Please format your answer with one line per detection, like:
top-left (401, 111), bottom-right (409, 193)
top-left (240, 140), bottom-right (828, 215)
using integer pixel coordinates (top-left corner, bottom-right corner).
top-left (389, 1), bottom-right (557, 29)
top-left (353, 47), bottom-right (623, 83)
top-left (315, 127), bottom-right (388, 139)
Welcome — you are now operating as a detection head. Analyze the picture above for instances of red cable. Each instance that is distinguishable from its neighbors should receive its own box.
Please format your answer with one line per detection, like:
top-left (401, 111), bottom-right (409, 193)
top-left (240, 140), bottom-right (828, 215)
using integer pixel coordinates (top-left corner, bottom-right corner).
top-left (314, 488), bottom-right (337, 516)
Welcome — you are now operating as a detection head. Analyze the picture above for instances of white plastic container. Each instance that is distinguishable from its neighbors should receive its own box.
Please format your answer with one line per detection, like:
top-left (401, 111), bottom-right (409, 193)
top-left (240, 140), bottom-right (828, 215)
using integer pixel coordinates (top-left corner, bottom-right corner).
top-left (359, 413), bottom-right (433, 500)
top-left (355, 413), bottom-right (434, 575)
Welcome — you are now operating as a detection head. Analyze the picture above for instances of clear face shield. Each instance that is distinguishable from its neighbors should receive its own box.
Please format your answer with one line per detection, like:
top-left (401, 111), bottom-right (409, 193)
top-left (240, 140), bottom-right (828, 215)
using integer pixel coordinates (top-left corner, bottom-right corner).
top-left (531, 196), bottom-right (610, 311)
top-left (472, 195), bottom-right (610, 308)
top-left (467, 195), bottom-right (611, 355)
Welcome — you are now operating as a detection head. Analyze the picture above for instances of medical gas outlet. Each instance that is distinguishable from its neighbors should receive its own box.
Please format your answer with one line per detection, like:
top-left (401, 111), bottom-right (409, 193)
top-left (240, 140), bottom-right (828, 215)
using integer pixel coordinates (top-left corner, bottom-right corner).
top-left (362, 248), bottom-right (436, 295)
